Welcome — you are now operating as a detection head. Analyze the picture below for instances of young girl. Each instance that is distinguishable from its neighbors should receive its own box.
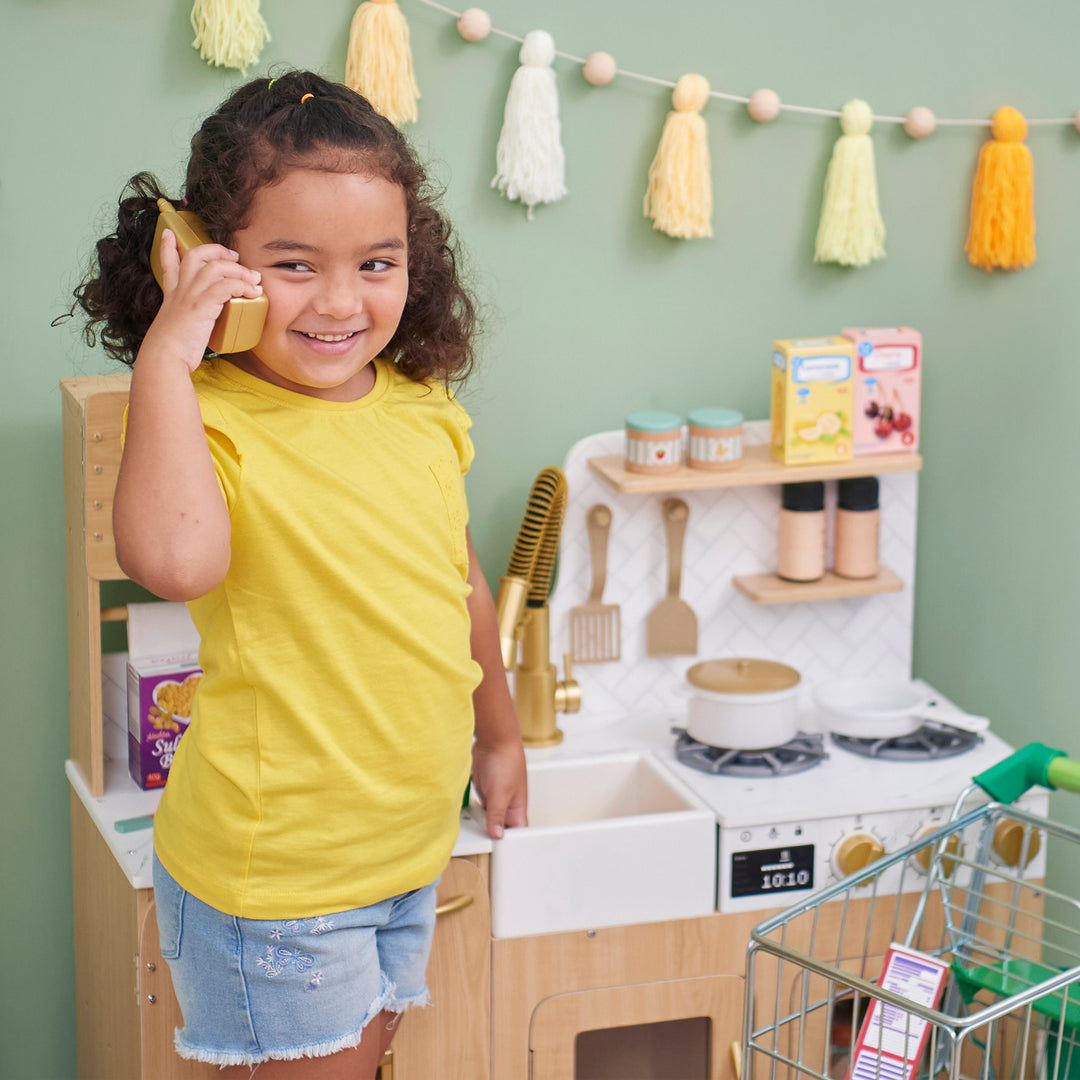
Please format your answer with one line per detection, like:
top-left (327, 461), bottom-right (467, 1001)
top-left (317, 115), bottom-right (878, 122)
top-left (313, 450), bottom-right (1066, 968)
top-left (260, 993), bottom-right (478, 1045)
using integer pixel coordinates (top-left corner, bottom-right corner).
top-left (74, 70), bottom-right (527, 1078)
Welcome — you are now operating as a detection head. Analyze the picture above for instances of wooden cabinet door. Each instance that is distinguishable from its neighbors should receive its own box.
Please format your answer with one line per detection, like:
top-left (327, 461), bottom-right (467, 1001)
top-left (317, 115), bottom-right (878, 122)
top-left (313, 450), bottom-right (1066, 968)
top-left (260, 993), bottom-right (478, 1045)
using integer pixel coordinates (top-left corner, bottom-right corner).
top-left (530, 974), bottom-right (745, 1080)
top-left (137, 899), bottom-right (222, 1080)
top-left (392, 857), bottom-right (491, 1080)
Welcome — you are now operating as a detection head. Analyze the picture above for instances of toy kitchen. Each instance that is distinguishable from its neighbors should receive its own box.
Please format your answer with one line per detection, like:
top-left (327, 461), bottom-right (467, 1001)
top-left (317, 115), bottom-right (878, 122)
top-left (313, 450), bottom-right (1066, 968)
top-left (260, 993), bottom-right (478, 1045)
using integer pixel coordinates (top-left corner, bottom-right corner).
top-left (61, 330), bottom-right (1051, 1080)
top-left (477, 330), bottom-right (1049, 1080)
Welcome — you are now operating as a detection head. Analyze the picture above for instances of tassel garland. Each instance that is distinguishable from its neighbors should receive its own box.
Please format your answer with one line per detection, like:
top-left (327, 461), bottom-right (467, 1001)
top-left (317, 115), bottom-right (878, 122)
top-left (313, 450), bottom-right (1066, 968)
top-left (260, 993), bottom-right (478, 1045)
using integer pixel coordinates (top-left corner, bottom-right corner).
top-left (643, 74), bottom-right (713, 240)
top-left (492, 31), bottom-right (568, 219)
top-left (189, 0), bottom-right (270, 75)
top-left (345, 0), bottom-right (420, 126)
top-left (815, 100), bottom-right (886, 267)
top-left (965, 106), bottom-right (1036, 271)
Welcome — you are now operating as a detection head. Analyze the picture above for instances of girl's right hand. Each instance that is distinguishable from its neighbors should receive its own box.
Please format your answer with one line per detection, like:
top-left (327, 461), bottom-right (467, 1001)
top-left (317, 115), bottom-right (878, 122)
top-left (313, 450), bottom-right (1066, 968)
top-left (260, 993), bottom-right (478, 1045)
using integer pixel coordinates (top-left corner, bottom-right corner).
top-left (143, 229), bottom-right (263, 371)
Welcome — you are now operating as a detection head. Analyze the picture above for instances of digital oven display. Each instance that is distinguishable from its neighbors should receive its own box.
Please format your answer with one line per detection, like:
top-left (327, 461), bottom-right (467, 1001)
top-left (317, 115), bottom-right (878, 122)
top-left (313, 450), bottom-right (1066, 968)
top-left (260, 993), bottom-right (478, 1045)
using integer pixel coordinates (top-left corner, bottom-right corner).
top-left (731, 844), bottom-right (815, 898)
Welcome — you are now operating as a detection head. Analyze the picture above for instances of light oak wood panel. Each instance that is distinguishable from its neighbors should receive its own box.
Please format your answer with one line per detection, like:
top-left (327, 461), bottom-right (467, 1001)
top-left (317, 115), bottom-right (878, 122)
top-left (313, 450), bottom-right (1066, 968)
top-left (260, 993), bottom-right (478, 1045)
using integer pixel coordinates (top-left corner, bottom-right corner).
top-left (492, 909), bottom-right (790, 1080)
top-left (62, 376), bottom-right (129, 796)
top-left (530, 975), bottom-right (745, 1080)
top-left (393, 856), bottom-right (491, 1080)
top-left (71, 791), bottom-right (141, 1079)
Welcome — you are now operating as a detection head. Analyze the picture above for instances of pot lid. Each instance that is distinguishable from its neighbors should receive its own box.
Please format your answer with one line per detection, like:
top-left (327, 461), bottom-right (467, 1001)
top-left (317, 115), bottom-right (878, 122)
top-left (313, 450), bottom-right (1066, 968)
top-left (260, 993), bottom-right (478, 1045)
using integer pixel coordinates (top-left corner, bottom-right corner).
top-left (686, 658), bottom-right (800, 695)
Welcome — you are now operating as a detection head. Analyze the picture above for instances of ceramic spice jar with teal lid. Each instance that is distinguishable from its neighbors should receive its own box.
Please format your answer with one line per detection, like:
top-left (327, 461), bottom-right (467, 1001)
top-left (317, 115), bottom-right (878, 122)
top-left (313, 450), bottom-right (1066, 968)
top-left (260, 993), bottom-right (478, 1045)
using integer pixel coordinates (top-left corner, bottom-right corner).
top-left (625, 411), bottom-right (683, 474)
top-left (687, 408), bottom-right (743, 471)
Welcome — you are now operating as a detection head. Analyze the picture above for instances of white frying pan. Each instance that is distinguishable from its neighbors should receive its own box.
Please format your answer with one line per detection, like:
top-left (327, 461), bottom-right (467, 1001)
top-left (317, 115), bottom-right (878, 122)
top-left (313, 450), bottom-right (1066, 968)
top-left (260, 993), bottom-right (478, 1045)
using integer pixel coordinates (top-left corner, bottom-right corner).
top-left (814, 680), bottom-right (990, 739)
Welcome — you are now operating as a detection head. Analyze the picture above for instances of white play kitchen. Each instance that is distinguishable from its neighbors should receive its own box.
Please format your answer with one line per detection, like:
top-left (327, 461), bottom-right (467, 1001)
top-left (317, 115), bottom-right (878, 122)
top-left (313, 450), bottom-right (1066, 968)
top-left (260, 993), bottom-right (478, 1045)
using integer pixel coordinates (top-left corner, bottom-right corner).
top-left (61, 332), bottom-right (1049, 1079)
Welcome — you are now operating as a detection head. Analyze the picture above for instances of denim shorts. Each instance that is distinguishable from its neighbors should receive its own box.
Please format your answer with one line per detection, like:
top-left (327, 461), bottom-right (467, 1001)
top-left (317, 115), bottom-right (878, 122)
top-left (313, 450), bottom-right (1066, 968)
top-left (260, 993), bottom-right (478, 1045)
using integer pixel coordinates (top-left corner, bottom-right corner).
top-left (152, 851), bottom-right (438, 1066)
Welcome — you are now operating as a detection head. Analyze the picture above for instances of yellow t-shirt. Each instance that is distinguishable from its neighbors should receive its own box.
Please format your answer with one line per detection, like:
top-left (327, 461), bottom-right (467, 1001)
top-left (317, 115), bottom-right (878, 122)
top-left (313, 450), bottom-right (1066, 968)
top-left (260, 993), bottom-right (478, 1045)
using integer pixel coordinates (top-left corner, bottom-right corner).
top-left (152, 357), bottom-right (481, 918)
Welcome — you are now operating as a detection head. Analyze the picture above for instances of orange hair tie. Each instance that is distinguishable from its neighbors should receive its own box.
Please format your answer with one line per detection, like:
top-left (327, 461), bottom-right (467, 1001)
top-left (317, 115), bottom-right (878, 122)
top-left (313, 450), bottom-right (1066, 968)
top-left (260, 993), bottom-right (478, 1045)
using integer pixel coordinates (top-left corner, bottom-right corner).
top-left (300, 93), bottom-right (314, 104)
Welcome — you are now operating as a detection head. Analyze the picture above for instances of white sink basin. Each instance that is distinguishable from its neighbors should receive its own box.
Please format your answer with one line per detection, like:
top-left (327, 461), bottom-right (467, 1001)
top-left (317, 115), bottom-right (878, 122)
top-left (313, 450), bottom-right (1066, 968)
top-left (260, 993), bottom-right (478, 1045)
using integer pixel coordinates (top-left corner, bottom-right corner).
top-left (486, 751), bottom-right (717, 938)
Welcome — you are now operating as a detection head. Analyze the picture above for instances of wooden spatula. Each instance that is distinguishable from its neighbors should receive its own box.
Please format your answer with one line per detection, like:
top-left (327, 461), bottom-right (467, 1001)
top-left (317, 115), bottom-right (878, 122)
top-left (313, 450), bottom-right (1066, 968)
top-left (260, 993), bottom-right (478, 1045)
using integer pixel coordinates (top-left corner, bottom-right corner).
top-left (569, 504), bottom-right (621, 663)
top-left (646, 497), bottom-right (698, 657)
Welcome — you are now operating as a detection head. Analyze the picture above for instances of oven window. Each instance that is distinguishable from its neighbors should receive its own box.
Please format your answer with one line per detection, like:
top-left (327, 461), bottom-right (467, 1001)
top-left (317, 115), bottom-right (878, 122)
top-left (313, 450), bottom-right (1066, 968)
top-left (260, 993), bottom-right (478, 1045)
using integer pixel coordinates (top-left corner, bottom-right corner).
top-left (575, 1017), bottom-right (711, 1079)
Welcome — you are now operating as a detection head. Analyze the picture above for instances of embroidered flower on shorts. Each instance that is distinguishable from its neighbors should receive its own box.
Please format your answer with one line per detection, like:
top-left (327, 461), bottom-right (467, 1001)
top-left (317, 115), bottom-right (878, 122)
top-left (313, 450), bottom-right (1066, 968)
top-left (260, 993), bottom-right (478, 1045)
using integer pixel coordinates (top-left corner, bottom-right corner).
top-left (306, 971), bottom-right (323, 991)
top-left (256, 944), bottom-right (316, 978)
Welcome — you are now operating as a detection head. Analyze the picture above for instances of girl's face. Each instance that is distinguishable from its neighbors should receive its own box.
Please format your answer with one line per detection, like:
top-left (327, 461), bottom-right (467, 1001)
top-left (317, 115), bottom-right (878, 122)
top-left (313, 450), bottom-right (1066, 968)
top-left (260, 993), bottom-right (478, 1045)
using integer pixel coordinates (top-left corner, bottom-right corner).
top-left (229, 167), bottom-right (409, 402)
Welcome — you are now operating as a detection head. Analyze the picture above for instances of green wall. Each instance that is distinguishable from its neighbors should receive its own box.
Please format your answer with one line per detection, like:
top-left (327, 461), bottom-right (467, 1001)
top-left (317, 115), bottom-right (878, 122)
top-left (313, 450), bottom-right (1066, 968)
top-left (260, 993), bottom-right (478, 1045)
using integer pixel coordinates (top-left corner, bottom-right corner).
top-left (4, 1), bottom-right (1079, 1075)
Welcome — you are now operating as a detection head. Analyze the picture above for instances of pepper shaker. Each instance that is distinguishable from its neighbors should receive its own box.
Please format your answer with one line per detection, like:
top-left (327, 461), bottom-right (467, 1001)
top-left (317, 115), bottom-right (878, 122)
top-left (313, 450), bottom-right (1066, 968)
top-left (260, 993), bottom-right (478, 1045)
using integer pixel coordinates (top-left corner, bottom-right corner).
top-left (833, 477), bottom-right (880, 579)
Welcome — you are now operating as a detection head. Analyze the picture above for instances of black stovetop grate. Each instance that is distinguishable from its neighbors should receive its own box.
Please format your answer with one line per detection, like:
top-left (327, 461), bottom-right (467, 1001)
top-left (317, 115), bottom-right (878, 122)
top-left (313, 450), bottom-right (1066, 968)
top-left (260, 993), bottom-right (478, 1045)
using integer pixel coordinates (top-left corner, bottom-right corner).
top-left (830, 723), bottom-right (981, 761)
top-left (672, 728), bottom-right (827, 777)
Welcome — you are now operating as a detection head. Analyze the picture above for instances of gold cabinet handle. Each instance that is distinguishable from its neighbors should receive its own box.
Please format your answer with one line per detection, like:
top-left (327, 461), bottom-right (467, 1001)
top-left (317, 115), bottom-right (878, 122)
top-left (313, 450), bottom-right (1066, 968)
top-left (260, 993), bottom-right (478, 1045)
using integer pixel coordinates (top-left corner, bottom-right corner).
top-left (435, 893), bottom-right (474, 917)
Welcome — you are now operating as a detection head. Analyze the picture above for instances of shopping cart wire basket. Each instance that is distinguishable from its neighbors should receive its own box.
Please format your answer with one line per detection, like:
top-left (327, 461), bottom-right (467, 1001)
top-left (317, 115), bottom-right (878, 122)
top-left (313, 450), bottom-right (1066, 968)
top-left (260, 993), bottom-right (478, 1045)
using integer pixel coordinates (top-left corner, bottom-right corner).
top-left (743, 742), bottom-right (1080, 1080)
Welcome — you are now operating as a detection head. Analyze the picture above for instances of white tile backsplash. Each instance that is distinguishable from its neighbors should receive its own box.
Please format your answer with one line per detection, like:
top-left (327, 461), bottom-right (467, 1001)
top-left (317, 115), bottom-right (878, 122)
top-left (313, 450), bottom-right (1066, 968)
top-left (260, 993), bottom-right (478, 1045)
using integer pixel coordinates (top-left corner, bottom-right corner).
top-left (547, 424), bottom-right (917, 720)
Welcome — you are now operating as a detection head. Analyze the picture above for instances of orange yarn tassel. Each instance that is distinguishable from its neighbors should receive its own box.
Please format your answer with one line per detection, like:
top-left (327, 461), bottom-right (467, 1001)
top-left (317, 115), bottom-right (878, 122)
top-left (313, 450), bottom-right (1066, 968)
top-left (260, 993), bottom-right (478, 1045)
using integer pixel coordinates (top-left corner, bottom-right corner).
top-left (965, 106), bottom-right (1035, 271)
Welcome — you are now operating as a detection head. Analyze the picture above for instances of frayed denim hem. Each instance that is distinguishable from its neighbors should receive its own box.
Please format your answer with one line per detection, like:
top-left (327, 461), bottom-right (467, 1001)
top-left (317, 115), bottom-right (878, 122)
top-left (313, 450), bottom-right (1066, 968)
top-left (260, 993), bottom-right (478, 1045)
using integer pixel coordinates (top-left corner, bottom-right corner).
top-left (385, 986), bottom-right (431, 1014)
top-left (172, 976), bottom-right (396, 1067)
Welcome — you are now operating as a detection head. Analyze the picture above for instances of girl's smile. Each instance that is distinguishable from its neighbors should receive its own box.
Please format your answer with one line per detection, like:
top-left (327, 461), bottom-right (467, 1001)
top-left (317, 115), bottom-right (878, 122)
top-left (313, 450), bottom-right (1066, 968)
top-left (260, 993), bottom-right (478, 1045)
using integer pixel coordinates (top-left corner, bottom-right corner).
top-left (229, 167), bottom-right (409, 402)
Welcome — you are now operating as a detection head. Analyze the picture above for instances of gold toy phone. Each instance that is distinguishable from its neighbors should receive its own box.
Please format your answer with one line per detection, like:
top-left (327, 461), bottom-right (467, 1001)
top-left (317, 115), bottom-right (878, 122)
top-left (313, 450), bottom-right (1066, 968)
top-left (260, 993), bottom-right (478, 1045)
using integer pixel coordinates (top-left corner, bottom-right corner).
top-left (150, 199), bottom-right (268, 354)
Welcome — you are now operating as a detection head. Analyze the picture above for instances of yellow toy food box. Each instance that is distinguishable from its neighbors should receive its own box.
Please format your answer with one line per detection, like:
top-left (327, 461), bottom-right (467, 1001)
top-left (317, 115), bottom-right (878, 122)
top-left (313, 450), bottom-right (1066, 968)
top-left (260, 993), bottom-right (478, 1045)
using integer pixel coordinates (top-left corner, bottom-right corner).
top-left (770, 336), bottom-right (855, 465)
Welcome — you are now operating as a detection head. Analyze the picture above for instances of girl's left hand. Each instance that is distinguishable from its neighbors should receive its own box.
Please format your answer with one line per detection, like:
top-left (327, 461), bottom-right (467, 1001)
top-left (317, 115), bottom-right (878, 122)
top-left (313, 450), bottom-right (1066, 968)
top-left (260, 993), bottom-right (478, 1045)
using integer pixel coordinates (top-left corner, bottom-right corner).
top-left (472, 736), bottom-right (528, 840)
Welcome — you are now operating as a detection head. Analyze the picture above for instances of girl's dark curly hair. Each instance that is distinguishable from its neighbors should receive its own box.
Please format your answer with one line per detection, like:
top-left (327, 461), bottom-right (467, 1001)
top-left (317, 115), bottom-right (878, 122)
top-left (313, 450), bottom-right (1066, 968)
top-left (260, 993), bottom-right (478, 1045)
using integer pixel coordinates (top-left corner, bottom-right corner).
top-left (73, 70), bottom-right (475, 385)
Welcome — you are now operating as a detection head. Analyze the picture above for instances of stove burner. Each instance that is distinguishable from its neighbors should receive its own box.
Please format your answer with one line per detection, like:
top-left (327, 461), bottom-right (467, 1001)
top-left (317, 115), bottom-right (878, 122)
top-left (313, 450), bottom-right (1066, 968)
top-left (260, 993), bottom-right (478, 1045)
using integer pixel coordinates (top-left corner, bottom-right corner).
top-left (672, 728), bottom-right (827, 777)
top-left (831, 723), bottom-right (981, 761)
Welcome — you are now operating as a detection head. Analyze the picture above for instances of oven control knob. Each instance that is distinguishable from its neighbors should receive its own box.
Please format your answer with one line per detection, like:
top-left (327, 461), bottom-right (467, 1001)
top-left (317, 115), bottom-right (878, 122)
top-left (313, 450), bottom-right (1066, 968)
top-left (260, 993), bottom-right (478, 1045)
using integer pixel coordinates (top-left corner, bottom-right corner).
top-left (992, 819), bottom-right (1042, 868)
top-left (912, 828), bottom-right (961, 877)
top-left (834, 833), bottom-right (885, 879)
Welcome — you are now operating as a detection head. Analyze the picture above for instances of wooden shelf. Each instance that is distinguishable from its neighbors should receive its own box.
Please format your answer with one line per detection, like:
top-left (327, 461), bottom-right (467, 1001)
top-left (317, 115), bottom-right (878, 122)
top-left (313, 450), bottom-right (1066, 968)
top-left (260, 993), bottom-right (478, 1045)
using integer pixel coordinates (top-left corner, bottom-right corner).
top-left (588, 445), bottom-right (922, 493)
top-left (733, 567), bottom-right (904, 604)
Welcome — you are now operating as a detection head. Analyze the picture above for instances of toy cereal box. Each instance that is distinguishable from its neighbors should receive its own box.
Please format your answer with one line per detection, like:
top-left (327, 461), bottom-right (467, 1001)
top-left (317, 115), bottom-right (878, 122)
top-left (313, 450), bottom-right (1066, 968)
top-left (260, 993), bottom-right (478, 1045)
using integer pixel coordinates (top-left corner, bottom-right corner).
top-left (842, 327), bottom-right (922, 455)
top-left (770, 337), bottom-right (855, 465)
top-left (126, 602), bottom-right (201, 790)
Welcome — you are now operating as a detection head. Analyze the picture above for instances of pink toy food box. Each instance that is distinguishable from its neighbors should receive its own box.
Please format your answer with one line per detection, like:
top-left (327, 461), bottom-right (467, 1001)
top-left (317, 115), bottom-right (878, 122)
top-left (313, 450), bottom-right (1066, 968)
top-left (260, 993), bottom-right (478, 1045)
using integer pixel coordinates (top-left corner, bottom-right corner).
top-left (126, 602), bottom-right (202, 790)
top-left (842, 327), bottom-right (921, 455)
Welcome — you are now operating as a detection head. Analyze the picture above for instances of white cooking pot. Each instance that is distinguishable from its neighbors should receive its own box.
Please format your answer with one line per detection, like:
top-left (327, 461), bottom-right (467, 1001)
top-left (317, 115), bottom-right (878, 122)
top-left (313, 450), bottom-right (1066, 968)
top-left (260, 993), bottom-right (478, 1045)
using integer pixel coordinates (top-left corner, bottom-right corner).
top-left (813, 680), bottom-right (990, 739)
top-left (676, 658), bottom-right (801, 750)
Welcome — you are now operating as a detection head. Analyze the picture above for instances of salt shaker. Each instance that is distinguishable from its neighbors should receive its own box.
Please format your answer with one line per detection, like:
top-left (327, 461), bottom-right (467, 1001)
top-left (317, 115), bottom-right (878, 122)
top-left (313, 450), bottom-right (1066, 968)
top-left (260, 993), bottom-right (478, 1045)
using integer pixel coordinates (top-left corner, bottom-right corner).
top-left (777, 482), bottom-right (826, 582)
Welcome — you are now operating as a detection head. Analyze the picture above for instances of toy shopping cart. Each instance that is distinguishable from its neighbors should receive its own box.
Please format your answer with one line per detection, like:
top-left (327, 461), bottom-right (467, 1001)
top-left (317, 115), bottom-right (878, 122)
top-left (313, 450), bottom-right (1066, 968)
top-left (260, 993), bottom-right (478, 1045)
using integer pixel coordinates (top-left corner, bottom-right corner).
top-left (743, 743), bottom-right (1080, 1080)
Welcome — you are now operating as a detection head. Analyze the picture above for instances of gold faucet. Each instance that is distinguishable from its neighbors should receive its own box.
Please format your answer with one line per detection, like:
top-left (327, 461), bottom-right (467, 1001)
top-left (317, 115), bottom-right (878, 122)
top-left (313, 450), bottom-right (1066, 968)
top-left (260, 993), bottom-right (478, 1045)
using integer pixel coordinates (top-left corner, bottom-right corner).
top-left (494, 467), bottom-right (581, 747)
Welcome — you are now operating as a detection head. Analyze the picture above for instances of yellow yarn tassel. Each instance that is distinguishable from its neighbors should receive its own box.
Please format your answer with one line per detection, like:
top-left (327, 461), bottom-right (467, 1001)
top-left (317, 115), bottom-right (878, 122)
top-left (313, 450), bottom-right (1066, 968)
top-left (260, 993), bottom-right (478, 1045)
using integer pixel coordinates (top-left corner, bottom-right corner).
top-left (345, 0), bottom-right (420, 126)
top-left (814, 99), bottom-right (886, 268)
top-left (643, 74), bottom-right (713, 240)
top-left (189, 0), bottom-right (270, 75)
top-left (965, 106), bottom-right (1035, 271)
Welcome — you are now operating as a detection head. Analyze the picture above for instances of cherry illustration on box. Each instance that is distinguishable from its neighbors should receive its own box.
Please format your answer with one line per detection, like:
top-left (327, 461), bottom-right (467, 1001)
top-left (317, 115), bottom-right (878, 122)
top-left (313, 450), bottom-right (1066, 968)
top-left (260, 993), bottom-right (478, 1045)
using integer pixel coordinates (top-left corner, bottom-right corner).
top-left (842, 328), bottom-right (922, 456)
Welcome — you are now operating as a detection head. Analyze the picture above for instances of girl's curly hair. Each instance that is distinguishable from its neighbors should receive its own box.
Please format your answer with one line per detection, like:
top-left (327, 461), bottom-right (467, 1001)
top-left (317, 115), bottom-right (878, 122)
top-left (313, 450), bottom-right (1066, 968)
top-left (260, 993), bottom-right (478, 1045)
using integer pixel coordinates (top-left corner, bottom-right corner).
top-left (73, 70), bottom-right (476, 385)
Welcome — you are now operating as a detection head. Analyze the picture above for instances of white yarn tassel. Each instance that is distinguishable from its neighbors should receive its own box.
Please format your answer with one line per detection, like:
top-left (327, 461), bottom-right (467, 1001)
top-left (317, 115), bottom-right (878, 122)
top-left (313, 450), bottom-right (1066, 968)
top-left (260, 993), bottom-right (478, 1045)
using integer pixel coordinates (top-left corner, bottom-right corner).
top-left (492, 30), bottom-right (567, 219)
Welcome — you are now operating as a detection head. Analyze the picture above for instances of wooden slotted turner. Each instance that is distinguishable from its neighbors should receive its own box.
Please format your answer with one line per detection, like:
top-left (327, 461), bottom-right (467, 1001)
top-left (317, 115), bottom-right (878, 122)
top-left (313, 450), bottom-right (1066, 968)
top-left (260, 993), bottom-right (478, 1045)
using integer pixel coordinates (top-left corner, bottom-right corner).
top-left (645, 497), bottom-right (698, 657)
top-left (569, 504), bottom-right (621, 663)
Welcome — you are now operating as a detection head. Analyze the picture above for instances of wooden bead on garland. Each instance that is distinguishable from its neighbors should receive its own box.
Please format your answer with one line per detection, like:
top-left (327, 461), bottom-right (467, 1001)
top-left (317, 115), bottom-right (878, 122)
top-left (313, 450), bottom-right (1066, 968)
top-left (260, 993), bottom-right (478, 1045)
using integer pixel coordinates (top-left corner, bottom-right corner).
top-left (345, 0), bottom-right (420, 125)
top-left (747, 89), bottom-right (781, 123)
top-left (643, 74), bottom-right (713, 239)
top-left (457, 8), bottom-right (492, 42)
top-left (965, 106), bottom-right (1035, 271)
top-left (904, 107), bottom-right (936, 139)
top-left (492, 30), bottom-right (568, 219)
top-left (583, 51), bottom-right (617, 86)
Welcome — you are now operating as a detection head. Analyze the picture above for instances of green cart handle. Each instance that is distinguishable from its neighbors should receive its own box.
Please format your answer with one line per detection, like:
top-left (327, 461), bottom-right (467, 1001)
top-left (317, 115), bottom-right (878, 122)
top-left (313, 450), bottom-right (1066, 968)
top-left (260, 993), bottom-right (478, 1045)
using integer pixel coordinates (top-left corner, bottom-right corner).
top-left (974, 742), bottom-right (1080, 803)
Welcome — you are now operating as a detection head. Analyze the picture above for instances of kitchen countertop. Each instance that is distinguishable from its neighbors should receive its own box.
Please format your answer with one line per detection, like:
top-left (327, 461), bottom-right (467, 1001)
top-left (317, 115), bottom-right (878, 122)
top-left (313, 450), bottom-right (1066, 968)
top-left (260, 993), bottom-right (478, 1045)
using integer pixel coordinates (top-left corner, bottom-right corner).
top-left (67, 758), bottom-right (492, 893)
